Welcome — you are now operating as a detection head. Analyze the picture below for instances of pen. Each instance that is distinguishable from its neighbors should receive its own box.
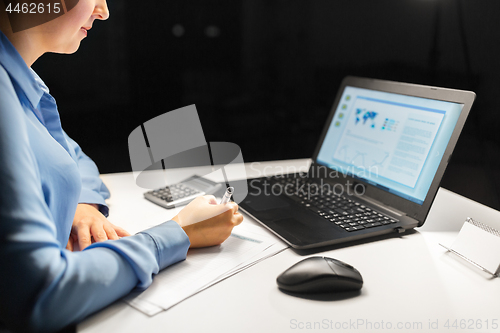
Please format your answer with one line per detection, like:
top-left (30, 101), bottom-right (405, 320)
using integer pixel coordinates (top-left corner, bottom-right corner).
top-left (220, 187), bottom-right (234, 204)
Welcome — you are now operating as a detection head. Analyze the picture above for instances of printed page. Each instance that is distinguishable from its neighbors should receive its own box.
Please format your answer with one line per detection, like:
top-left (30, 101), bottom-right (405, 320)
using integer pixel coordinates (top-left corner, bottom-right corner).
top-left (125, 227), bottom-right (274, 313)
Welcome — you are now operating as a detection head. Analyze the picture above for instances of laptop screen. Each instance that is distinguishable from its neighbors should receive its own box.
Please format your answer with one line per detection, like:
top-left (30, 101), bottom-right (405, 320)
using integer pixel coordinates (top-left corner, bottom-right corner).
top-left (316, 86), bottom-right (464, 205)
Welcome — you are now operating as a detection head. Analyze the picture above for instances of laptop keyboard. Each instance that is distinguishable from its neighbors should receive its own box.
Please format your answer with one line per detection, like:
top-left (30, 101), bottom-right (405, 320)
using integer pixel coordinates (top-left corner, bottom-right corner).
top-left (270, 176), bottom-right (398, 232)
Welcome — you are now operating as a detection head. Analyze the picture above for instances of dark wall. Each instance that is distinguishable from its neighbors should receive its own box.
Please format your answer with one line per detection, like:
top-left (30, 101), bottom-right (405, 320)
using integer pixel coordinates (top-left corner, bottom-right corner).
top-left (33, 0), bottom-right (500, 210)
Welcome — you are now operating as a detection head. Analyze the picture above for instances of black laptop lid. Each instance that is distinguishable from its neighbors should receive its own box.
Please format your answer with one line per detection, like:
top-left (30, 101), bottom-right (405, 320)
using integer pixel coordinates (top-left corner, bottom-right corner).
top-left (312, 77), bottom-right (475, 224)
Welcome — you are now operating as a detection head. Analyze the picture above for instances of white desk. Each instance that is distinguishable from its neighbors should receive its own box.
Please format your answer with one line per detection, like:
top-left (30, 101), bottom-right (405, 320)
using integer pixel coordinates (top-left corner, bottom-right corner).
top-left (79, 159), bottom-right (500, 333)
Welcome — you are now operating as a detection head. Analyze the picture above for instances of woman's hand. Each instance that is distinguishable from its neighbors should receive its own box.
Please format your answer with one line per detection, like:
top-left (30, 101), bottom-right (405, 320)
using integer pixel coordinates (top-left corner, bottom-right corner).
top-left (66, 203), bottom-right (131, 251)
top-left (172, 195), bottom-right (243, 248)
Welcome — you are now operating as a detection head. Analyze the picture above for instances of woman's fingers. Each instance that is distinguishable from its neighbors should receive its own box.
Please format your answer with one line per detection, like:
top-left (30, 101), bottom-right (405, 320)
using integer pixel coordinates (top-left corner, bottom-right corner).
top-left (226, 202), bottom-right (239, 214)
top-left (90, 223), bottom-right (108, 243)
top-left (66, 238), bottom-right (74, 251)
top-left (233, 213), bottom-right (244, 226)
top-left (113, 225), bottom-right (131, 237)
top-left (77, 225), bottom-right (93, 250)
top-left (204, 195), bottom-right (217, 205)
top-left (104, 224), bottom-right (119, 240)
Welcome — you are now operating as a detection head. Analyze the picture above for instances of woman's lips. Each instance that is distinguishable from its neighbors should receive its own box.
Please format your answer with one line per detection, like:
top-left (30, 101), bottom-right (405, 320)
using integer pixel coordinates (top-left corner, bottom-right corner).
top-left (81, 27), bottom-right (91, 37)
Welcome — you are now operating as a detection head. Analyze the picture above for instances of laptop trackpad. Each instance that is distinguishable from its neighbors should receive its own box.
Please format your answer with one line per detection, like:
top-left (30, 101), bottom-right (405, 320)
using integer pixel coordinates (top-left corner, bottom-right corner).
top-left (244, 195), bottom-right (289, 212)
top-left (268, 218), bottom-right (319, 246)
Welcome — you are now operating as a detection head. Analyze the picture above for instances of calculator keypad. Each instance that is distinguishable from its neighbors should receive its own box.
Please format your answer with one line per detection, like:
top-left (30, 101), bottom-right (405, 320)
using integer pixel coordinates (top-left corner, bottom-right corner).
top-left (149, 183), bottom-right (201, 203)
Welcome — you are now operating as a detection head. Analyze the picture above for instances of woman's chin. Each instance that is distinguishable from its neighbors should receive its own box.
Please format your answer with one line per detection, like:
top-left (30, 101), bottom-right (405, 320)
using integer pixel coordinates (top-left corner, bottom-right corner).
top-left (52, 39), bottom-right (83, 55)
top-left (57, 43), bottom-right (82, 55)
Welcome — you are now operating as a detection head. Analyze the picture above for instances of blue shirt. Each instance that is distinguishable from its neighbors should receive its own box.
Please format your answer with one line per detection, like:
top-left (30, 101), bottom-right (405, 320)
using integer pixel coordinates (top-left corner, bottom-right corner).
top-left (0, 31), bottom-right (190, 332)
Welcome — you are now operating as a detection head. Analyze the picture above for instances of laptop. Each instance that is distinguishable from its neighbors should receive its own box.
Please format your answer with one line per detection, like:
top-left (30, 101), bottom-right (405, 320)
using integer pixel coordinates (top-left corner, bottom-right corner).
top-left (239, 76), bottom-right (475, 249)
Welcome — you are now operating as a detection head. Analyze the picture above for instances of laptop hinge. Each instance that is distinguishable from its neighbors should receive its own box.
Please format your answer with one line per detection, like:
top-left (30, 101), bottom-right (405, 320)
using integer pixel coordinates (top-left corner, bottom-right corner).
top-left (353, 193), bottom-right (406, 217)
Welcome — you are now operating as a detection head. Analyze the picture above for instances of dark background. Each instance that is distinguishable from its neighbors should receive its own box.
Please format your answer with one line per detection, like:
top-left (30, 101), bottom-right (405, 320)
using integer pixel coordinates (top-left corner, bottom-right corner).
top-left (32, 0), bottom-right (500, 210)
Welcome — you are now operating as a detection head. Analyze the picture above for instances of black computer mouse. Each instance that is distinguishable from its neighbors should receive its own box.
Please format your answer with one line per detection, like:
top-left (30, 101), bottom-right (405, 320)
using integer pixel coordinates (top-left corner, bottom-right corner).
top-left (276, 256), bottom-right (363, 293)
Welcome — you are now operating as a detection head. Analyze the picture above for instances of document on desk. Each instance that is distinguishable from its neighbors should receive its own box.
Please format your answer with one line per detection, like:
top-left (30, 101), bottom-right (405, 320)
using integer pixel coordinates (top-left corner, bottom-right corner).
top-left (124, 223), bottom-right (288, 316)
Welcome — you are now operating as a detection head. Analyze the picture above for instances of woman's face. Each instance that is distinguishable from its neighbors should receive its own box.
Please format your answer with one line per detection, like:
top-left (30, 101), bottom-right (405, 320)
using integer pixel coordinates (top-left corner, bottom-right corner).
top-left (39, 0), bottom-right (109, 54)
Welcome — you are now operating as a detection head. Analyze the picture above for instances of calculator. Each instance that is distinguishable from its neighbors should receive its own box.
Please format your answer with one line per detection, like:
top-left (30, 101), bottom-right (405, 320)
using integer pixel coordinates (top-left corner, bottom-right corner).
top-left (144, 175), bottom-right (222, 209)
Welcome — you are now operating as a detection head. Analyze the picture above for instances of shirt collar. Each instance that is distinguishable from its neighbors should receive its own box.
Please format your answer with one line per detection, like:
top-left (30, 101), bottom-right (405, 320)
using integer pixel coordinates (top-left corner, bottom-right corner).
top-left (0, 30), bottom-right (44, 109)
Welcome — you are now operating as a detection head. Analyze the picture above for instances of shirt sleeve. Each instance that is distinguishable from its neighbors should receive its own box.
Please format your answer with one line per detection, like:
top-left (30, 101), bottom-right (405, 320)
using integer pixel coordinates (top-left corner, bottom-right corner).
top-left (64, 132), bottom-right (111, 217)
top-left (0, 67), bottom-right (191, 332)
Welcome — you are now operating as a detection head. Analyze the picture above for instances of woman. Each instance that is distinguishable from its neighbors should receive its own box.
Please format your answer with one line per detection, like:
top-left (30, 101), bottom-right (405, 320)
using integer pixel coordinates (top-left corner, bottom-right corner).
top-left (0, 0), bottom-right (243, 331)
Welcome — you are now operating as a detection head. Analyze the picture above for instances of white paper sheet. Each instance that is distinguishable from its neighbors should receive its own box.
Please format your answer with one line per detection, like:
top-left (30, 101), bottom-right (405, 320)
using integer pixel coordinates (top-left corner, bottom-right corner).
top-left (124, 223), bottom-right (288, 315)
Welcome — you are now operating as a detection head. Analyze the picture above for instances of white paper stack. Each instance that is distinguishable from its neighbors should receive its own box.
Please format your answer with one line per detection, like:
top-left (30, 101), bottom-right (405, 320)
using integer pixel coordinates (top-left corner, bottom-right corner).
top-left (124, 223), bottom-right (288, 316)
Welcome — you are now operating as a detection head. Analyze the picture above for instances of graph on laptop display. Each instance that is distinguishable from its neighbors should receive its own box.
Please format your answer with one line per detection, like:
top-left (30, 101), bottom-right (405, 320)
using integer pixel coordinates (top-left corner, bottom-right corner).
top-left (317, 86), bottom-right (463, 204)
